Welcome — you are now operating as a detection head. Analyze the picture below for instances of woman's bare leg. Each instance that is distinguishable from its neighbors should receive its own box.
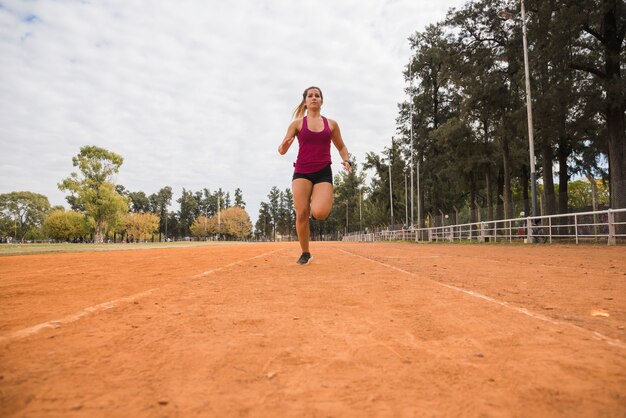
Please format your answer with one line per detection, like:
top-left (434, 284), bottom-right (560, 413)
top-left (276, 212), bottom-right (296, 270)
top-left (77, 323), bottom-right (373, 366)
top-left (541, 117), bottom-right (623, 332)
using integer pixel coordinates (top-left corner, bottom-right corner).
top-left (310, 182), bottom-right (334, 220)
top-left (292, 179), bottom-right (314, 253)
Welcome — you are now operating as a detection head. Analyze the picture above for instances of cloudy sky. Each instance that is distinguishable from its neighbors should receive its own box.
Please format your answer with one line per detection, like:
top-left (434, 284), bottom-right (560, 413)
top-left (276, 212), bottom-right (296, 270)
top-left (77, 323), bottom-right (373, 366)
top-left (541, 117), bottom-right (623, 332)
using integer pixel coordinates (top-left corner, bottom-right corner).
top-left (1, 0), bottom-right (462, 224)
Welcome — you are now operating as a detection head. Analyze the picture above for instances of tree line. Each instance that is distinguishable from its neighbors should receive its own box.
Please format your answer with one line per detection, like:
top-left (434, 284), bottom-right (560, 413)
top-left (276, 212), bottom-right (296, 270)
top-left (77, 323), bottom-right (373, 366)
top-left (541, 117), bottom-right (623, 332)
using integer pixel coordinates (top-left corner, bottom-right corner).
top-left (0, 146), bottom-right (252, 243)
top-left (389, 0), bottom-right (623, 227)
top-left (254, 0), bottom-right (621, 239)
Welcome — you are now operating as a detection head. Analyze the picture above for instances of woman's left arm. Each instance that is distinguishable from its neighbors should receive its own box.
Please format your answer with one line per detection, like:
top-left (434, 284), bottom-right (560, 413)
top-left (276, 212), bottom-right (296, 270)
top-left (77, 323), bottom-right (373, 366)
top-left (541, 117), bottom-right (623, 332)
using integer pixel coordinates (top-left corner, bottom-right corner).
top-left (330, 119), bottom-right (352, 173)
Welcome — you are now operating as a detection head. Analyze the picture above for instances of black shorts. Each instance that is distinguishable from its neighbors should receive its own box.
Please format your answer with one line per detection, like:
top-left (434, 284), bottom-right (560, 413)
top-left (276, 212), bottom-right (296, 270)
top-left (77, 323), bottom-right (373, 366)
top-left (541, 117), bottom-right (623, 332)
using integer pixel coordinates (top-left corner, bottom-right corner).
top-left (292, 164), bottom-right (333, 185)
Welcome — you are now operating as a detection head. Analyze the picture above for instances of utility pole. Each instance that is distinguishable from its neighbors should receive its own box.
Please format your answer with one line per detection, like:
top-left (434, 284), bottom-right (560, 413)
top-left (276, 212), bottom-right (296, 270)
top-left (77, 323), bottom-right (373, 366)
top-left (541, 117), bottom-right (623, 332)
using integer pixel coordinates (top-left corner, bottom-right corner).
top-left (405, 172), bottom-right (408, 227)
top-left (389, 157), bottom-right (394, 228)
top-left (409, 59), bottom-right (414, 227)
top-left (498, 1), bottom-right (537, 219)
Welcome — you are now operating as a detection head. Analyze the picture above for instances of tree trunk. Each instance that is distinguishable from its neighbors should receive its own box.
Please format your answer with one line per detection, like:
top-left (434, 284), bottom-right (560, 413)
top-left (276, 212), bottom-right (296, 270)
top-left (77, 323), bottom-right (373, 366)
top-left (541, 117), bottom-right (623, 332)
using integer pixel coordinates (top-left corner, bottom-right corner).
top-left (95, 222), bottom-right (104, 243)
top-left (501, 126), bottom-right (513, 219)
top-left (541, 141), bottom-right (557, 216)
top-left (496, 171), bottom-right (504, 221)
top-left (536, 0), bottom-right (557, 217)
top-left (557, 135), bottom-right (570, 215)
top-left (607, 103), bottom-right (625, 210)
top-left (521, 164), bottom-right (530, 217)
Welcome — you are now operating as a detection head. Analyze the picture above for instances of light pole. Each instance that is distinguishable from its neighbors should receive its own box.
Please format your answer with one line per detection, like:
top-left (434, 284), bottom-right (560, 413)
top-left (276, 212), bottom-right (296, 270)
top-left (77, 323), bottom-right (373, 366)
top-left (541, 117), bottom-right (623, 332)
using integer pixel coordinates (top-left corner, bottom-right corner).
top-left (498, 0), bottom-right (537, 218)
top-left (417, 159), bottom-right (421, 229)
top-left (409, 58), bottom-right (415, 227)
top-left (405, 171), bottom-right (408, 227)
top-left (389, 158), bottom-right (394, 228)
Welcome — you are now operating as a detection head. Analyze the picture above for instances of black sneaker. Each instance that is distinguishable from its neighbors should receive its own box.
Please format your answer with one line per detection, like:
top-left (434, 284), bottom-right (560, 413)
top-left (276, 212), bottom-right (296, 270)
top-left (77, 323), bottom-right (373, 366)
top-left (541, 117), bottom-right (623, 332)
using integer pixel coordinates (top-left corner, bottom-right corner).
top-left (296, 252), bottom-right (313, 265)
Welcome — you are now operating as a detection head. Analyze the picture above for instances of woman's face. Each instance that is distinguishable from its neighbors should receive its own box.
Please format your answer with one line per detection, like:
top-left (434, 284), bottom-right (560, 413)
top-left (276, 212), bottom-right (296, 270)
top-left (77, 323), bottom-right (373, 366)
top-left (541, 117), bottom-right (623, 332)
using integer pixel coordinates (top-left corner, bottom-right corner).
top-left (305, 88), bottom-right (323, 109)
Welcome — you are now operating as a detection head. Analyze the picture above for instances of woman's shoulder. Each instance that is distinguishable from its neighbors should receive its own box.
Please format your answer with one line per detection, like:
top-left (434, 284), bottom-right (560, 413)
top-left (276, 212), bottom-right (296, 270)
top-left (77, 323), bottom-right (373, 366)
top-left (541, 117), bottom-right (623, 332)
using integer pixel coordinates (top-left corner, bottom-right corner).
top-left (324, 117), bottom-right (339, 129)
top-left (289, 117), bottom-right (304, 130)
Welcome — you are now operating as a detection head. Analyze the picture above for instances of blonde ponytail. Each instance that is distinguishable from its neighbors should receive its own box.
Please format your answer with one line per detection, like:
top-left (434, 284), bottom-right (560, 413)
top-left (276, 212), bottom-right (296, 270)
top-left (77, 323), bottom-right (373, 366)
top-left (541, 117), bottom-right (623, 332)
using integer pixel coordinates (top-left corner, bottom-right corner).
top-left (292, 101), bottom-right (307, 120)
top-left (292, 86), bottom-right (323, 120)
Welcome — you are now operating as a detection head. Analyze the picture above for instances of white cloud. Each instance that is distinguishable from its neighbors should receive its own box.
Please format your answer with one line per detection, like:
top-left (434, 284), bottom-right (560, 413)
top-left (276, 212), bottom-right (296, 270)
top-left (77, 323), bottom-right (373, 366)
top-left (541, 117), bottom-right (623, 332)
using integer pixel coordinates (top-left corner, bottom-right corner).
top-left (0, 0), bottom-right (462, 224)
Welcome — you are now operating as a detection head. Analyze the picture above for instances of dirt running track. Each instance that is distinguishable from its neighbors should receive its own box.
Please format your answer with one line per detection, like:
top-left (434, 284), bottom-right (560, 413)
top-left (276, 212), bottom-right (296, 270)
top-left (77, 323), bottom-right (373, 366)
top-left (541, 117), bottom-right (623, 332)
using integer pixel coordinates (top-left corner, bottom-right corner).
top-left (1, 242), bottom-right (625, 417)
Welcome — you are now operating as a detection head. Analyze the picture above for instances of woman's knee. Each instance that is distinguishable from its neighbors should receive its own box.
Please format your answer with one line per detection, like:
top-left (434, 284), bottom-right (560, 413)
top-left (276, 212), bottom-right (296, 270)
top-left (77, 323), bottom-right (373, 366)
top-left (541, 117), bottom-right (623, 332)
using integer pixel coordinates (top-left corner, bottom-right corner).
top-left (296, 208), bottom-right (310, 222)
top-left (311, 208), bottom-right (330, 221)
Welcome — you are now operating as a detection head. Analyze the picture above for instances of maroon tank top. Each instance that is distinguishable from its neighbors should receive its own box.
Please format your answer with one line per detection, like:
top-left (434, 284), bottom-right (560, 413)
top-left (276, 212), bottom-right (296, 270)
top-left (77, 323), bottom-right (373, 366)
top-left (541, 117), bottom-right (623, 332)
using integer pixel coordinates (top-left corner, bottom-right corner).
top-left (294, 116), bottom-right (332, 174)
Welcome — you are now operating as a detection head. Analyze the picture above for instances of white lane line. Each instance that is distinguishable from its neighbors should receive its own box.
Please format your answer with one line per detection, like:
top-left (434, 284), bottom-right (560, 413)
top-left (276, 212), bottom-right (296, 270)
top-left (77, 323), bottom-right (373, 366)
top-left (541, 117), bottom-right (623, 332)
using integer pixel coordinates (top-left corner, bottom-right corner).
top-left (0, 248), bottom-right (284, 344)
top-left (0, 289), bottom-right (159, 343)
top-left (339, 248), bottom-right (625, 349)
top-left (191, 249), bottom-right (283, 279)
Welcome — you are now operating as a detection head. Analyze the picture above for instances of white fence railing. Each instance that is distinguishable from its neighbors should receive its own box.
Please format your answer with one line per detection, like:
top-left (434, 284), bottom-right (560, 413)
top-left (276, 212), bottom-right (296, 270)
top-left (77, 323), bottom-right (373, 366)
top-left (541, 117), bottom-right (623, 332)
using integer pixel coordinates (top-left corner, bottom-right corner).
top-left (343, 208), bottom-right (626, 245)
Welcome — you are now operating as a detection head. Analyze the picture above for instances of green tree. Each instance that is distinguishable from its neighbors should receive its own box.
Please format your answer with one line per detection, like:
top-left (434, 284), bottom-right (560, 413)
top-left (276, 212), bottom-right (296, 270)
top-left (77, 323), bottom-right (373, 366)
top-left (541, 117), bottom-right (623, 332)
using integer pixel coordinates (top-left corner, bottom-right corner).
top-left (267, 186), bottom-right (281, 241)
top-left (148, 186), bottom-right (173, 240)
top-left (177, 188), bottom-right (198, 238)
top-left (567, 178), bottom-right (610, 211)
top-left (234, 188), bottom-right (245, 208)
top-left (58, 146), bottom-right (128, 243)
top-left (405, 23), bottom-right (461, 224)
top-left (43, 209), bottom-right (88, 241)
top-left (570, 0), bottom-right (625, 211)
top-left (277, 189), bottom-right (295, 240)
top-left (127, 191), bottom-right (151, 213)
top-left (255, 202), bottom-right (272, 240)
top-left (0, 191), bottom-right (51, 241)
top-left (333, 161), bottom-right (367, 233)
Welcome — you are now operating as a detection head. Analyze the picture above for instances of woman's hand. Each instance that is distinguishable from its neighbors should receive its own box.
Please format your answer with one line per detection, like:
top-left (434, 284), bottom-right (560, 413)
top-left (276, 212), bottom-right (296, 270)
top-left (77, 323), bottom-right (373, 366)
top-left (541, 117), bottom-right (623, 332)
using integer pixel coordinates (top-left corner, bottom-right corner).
top-left (342, 160), bottom-right (352, 173)
top-left (278, 120), bottom-right (300, 155)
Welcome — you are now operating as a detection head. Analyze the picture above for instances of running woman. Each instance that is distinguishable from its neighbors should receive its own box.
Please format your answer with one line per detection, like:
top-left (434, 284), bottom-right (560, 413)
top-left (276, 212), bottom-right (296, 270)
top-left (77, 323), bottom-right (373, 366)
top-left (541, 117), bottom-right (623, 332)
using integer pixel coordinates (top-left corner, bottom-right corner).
top-left (278, 86), bottom-right (352, 265)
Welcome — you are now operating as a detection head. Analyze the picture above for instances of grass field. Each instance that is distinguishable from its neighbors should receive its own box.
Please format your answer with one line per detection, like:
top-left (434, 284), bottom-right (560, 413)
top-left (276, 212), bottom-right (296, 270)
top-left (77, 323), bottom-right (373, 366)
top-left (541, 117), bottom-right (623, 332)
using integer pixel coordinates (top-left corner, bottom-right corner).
top-left (1, 241), bottom-right (624, 417)
top-left (0, 241), bottom-right (242, 256)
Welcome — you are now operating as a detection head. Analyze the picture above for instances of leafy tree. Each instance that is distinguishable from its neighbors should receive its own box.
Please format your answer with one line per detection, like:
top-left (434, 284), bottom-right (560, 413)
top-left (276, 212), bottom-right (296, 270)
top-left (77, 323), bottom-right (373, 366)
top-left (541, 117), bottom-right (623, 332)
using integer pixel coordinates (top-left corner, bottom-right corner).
top-left (255, 202), bottom-right (272, 240)
top-left (221, 206), bottom-right (253, 239)
top-left (234, 188), bottom-right (245, 208)
top-left (267, 186), bottom-right (281, 241)
top-left (190, 215), bottom-right (217, 238)
top-left (43, 209), bottom-right (88, 241)
top-left (570, 0), bottom-right (625, 211)
top-left (124, 212), bottom-right (160, 242)
top-left (149, 186), bottom-right (173, 240)
top-left (362, 142), bottom-right (407, 227)
top-left (177, 188), bottom-right (198, 238)
top-left (127, 191), bottom-right (151, 213)
top-left (58, 146), bottom-right (128, 243)
top-left (567, 178), bottom-right (609, 211)
top-left (277, 189), bottom-right (295, 239)
top-left (0, 191), bottom-right (51, 241)
top-left (195, 188), bottom-right (213, 218)
top-left (0, 214), bottom-right (12, 241)
top-left (333, 161), bottom-right (367, 233)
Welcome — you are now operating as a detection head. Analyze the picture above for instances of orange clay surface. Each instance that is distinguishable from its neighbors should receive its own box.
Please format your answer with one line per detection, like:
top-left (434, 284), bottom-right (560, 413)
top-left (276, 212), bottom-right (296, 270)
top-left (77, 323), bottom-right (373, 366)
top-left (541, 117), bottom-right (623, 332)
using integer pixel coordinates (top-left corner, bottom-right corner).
top-left (1, 242), bottom-right (625, 417)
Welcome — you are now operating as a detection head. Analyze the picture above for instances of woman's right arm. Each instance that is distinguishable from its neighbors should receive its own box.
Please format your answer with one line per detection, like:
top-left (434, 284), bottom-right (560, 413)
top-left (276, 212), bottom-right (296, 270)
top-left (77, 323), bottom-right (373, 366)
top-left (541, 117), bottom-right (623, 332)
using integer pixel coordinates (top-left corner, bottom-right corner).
top-left (278, 119), bottom-right (300, 155)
